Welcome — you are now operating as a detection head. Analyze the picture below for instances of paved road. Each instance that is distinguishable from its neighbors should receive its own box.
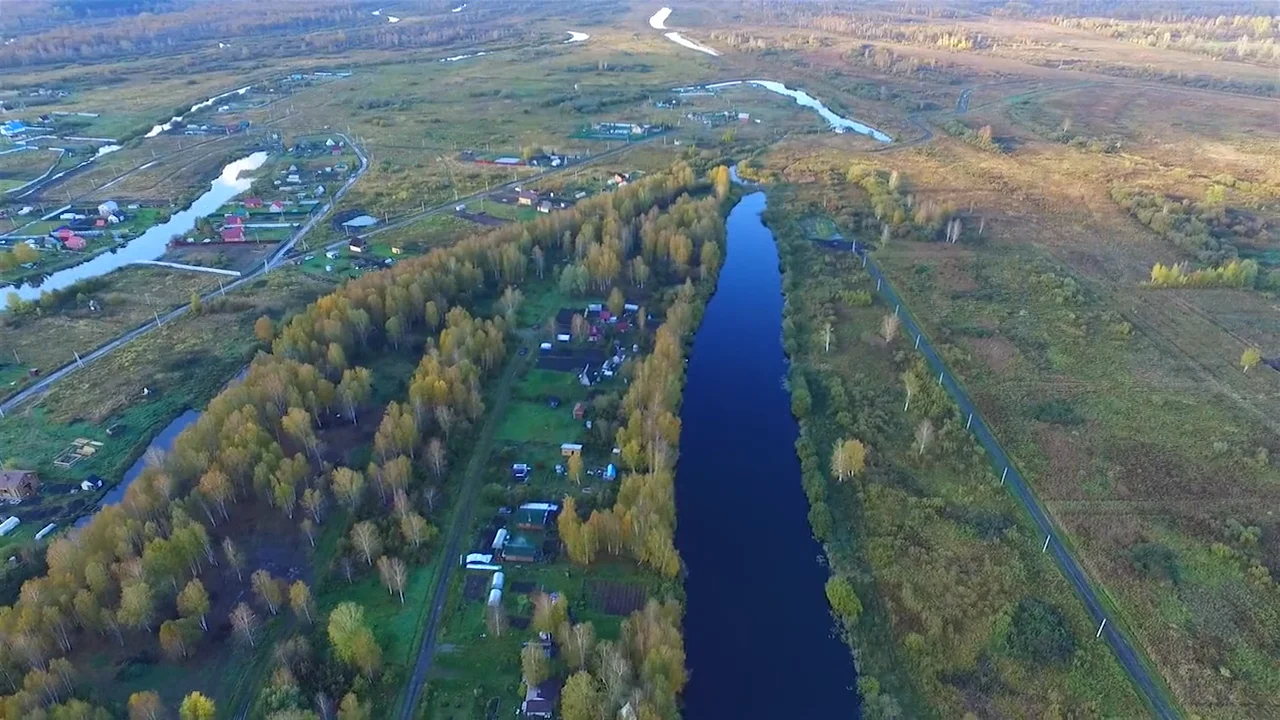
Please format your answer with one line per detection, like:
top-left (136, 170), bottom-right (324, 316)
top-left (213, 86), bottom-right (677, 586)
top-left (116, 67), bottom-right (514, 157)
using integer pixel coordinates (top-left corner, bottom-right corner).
top-left (396, 332), bottom-right (534, 720)
top-left (0, 135), bottom-right (368, 417)
top-left (859, 253), bottom-right (1179, 720)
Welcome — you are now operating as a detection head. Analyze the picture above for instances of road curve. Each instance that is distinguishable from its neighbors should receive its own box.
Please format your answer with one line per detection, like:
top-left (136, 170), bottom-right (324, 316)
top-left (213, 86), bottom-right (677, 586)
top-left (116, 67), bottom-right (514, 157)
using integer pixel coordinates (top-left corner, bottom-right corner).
top-left (860, 253), bottom-right (1179, 720)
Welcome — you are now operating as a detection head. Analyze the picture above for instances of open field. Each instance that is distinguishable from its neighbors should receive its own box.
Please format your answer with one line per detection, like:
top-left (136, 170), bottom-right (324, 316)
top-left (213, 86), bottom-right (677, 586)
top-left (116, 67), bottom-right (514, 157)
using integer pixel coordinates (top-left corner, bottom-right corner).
top-left (0, 266), bottom-right (217, 398)
top-left (0, 270), bottom-right (332, 532)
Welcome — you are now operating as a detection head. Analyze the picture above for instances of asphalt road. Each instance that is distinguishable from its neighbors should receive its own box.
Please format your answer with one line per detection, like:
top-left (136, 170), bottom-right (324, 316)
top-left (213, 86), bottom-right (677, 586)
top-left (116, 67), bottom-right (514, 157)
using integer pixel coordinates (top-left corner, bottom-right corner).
top-left (859, 253), bottom-right (1178, 720)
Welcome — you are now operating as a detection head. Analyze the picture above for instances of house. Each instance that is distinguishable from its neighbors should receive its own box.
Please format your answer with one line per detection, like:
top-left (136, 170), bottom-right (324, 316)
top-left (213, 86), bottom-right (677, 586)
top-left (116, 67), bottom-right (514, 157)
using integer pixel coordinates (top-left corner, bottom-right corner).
top-left (390, 246), bottom-right (403, 255)
top-left (314, 185), bottom-right (326, 196)
top-left (52, 226), bottom-right (74, 240)
top-left (517, 189), bottom-right (539, 206)
top-left (221, 226), bottom-right (245, 242)
top-left (64, 235), bottom-right (87, 250)
top-left (243, 197), bottom-right (264, 209)
top-left (269, 200), bottom-right (287, 213)
top-left (572, 402), bottom-right (586, 420)
top-left (0, 471), bottom-right (39, 501)
top-left (0, 120), bottom-right (27, 138)
top-left (560, 443), bottom-right (583, 458)
top-left (349, 237), bottom-right (367, 253)
top-left (515, 502), bottom-right (558, 530)
top-left (537, 200), bottom-right (552, 214)
top-left (522, 678), bottom-right (561, 719)
top-left (97, 200), bottom-right (118, 217)
top-left (503, 533), bottom-right (540, 562)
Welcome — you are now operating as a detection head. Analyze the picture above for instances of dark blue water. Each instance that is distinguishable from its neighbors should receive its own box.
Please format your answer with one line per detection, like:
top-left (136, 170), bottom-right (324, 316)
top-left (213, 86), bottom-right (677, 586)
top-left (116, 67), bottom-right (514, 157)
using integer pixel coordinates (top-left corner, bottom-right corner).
top-left (675, 191), bottom-right (859, 716)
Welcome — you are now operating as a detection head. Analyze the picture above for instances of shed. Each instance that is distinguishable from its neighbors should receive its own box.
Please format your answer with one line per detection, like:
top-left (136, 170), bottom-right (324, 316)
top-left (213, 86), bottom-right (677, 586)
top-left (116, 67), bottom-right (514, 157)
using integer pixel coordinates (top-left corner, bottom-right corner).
top-left (517, 189), bottom-right (539, 206)
top-left (0, 471), bottom-right (39, 501)
top-left (487, 587), bottom-right (503, 607)
top-left (491, 528), bottom-right (509, 551)
top-left (491, 571), bottom-right (505, 590)
top-left (556, 333), bottom-right (571, 343)
top-left (97, 200), bottom-right (119, 217)
top-left (560, 443), bottom-right (583, 458)
top-left (0, 517), bottom-right (19, 537)
top-left (34, 524), bottom-right (57, 541)
top-left (537, 200), bottom-right (552, 214)
top-left (572, 402), bottom-right (586, 420)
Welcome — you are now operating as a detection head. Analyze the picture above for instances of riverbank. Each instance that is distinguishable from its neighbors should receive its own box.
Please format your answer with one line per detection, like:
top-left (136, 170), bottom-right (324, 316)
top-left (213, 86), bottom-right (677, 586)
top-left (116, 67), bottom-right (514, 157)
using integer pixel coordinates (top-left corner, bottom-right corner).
top-left (766, 186), bottom-right (1148, 718)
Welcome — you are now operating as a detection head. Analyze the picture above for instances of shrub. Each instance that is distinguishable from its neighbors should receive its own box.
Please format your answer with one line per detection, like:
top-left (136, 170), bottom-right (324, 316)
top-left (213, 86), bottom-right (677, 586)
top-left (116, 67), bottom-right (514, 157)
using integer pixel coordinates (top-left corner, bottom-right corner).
top-left (1005, 598), bottom-right (1076, 664)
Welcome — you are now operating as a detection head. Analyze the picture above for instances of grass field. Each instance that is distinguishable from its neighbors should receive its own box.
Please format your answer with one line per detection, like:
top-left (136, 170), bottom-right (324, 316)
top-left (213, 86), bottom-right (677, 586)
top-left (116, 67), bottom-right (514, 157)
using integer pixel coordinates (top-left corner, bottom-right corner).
top-left (1, 266), bottom-right (218, 399)
top-left (0, 269), bottom-right (332, 533)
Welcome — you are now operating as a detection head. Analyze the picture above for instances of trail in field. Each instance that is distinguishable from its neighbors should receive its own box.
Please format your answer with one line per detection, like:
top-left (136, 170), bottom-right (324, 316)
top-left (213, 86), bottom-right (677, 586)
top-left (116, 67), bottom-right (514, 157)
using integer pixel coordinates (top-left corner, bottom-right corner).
top-left (565, 31), bottom-right (589, 43)
top-left (648, 7), bottom-right (720, 57)
top-left (440, 51), bottom-right (489, 62)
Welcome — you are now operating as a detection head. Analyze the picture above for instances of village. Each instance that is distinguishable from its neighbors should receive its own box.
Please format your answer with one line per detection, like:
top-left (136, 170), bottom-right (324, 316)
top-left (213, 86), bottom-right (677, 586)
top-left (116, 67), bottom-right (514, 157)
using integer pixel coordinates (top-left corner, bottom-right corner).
top-left (430, 295), bottom-right (662, 717)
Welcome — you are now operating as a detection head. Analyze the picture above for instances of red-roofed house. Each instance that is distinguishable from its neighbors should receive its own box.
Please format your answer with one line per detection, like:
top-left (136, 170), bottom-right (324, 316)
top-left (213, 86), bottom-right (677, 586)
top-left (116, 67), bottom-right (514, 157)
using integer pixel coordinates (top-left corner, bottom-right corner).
top-left (64, 235), bottom-right (87, 251)
top-left (224, 214), bottom-right (244, 227)
top-left (243, 197), bottom-right (264, 209)
top-left (221, 226), bottom-right (245, 242)
top-left (53, 226), bottom-right (74, 240)
top-left (269, 200), bottom-right (287, 213)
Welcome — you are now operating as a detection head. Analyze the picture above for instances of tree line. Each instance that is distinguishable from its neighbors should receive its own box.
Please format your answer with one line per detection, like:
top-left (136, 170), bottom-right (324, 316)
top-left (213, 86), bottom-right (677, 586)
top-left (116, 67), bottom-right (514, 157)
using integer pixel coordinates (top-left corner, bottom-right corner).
top-left (0, 164), bottom-right (713, 715)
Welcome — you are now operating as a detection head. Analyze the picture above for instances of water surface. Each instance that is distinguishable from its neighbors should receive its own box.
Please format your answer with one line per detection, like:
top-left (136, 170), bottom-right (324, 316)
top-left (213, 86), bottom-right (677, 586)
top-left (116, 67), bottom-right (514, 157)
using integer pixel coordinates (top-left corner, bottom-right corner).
top-left (675, 191), bottom-right (859, 716)
top-left (3, 151), bottom-right (268, 304)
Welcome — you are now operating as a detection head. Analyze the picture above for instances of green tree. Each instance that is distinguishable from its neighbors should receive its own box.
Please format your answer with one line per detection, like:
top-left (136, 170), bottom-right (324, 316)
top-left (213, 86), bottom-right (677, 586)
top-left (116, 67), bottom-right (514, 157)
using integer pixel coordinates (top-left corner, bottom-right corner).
top-left (189, 291), bottom-right (202, 316)
top-left (328, 602), bottom-right (381, 675)
top-left (560, 671), bottom-right (604, 720)
top-left (824, 577), bottom-right (863, 625)
top-left (1241, 347), bottom-right (1261, 373)
top-left (178, 692), bottom-right (216, 720)
top-left (521, 643), bottom-right (550, 688)
top-left (128, 691), bottom-right (164, 720)
top-left (607, 287), bottom-right (625, 317)
top-left (831, 439), bottom-right (867, 482)
top-left (289, 580), bottom-right (314, 624)
top-left (118, 582), bottom-right (155, 632)
top-left (337, 693), bottom-right (370, 720)
top-left (177, 578), bottom-right (209, 630)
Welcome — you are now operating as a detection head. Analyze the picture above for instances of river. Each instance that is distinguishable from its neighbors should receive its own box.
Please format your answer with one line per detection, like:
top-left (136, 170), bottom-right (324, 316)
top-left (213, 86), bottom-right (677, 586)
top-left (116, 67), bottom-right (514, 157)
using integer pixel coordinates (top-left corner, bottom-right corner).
top-left (674, 190), bottom-right (859, 715)
top-left (2, 151), bottom-right (268, 304)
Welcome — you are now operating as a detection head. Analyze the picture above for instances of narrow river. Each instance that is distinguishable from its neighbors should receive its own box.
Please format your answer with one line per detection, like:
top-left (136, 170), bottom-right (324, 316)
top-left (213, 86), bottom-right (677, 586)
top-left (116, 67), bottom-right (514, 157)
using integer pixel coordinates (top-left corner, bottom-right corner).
top-left (675, 191), bottom-right (858, 715)
top-left (2, 151), bottom-right (268, 304)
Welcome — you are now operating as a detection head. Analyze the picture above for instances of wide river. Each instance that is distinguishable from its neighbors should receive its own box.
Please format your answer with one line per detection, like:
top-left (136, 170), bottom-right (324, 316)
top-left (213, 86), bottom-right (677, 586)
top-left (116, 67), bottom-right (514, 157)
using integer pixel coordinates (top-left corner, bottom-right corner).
top-left (2, 151), bottom-right (268, 304)
top-left (675, 190), bottom-right (859, 715)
